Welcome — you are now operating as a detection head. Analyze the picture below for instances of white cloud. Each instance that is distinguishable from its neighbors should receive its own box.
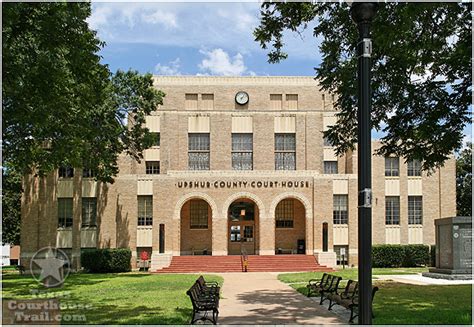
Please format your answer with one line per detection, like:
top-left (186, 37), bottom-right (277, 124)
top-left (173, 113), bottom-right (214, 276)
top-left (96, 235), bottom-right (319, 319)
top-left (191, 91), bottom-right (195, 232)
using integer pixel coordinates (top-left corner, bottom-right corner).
top-left (142, 10), bottom-right (178, 29)
top-left (87, 6), bottom-right (113, 31)
top-left (155, 57), bottom-right (181, 75)
top-left (198, 49), bottom-right (249, 76)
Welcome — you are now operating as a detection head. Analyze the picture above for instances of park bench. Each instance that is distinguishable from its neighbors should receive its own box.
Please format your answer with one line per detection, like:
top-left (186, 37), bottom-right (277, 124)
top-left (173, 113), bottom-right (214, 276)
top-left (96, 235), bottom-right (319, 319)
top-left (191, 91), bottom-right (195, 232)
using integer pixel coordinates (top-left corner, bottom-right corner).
top-left (345, 285), bottom-right (379, 323)
top-left (196, 275), bottom-right (220, 297)
top-left (327, 279), bottom-right (358, 311)
top-left (318, 274), bottom-right (342, 305)
top-left (186, 278), bottom-right (220, 324)
top-left (16, 265), bottom-right (25, 275)
top-left (306, 273), bottom-right (330, 297)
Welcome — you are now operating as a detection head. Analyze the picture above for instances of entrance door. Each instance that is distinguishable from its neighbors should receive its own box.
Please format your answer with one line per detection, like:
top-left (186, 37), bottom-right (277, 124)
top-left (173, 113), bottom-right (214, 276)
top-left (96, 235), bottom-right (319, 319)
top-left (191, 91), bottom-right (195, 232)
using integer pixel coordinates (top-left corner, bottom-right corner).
top-left (228, 201), bottom-right (256, 255)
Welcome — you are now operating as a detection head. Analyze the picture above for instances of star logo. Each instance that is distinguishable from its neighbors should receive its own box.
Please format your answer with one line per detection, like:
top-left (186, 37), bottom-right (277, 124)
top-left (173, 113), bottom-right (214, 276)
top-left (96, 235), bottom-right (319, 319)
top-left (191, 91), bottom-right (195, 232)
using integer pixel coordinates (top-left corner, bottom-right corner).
top-left (30, 247), bottom-right (70, 288)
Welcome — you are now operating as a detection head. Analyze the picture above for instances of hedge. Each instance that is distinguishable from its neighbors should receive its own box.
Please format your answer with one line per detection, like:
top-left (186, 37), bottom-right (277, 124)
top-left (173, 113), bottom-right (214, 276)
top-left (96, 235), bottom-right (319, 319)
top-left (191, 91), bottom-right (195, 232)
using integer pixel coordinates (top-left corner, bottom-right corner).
top-left (81, 248), bottom-right (132, 273)
top-left (372, 244), bottom-right (430, 268)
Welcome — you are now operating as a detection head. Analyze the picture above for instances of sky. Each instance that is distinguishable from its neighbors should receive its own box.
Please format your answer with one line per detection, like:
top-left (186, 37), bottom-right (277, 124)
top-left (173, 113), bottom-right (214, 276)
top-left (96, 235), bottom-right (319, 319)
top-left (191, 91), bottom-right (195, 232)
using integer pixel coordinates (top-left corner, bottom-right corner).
top-left (88, 1), bottom-right (471, 145)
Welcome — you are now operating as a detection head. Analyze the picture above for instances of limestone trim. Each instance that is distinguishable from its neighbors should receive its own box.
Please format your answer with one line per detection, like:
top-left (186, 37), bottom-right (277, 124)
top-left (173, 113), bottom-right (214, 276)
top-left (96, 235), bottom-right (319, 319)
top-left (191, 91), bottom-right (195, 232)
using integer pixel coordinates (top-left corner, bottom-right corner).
top-left (269, 192), bottom-right (313, 221)
top-left (153, 75), bottom-right (320, 86)
top-left (173, 192), bottom-right (218, 220)
top-left (221, 192), bottom-right (266, 218)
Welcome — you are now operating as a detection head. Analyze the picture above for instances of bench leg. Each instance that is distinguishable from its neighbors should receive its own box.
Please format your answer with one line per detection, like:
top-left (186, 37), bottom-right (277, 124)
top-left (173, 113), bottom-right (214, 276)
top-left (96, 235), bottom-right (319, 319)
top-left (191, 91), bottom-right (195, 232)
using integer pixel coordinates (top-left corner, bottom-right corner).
top-left (319, 292), bottom-right (326, 305)
top-left (328, 299), bottom-right (335, 311)
top-left (349, 307), bottom-right (358, 324)
top-left (190, 310), bottom-right (196, 324)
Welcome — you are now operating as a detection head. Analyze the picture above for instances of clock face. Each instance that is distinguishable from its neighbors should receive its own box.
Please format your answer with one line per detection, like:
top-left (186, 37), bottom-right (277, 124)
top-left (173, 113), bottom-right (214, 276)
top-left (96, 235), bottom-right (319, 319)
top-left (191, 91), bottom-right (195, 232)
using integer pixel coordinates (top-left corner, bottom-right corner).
top-left (235, 91), bottom-right (249, 105)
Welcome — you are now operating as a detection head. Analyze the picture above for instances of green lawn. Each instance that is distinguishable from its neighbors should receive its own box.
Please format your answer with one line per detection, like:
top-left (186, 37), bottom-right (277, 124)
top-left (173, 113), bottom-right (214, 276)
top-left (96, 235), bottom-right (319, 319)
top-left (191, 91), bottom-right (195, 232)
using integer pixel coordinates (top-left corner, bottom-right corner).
top-left (2, 272), bottom-right (222, 325)
top-left (279, 268), bottom-right (472, 325)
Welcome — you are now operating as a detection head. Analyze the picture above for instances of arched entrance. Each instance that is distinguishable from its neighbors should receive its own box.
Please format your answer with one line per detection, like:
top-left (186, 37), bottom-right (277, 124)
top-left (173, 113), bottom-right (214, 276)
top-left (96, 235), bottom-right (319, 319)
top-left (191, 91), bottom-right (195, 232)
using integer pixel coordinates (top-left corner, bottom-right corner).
top-left (227, 199), bottom-right (259, 255)
top-left (274, 198), bottom-right (306, 254)
top-left (180, 199), bottom-right (212, 255)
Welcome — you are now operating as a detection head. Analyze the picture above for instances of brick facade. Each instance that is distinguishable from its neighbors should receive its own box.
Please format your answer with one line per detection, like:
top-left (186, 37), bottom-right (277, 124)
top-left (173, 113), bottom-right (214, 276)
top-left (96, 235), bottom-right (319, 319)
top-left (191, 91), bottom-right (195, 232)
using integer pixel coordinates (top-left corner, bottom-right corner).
top-left (20, 76), bottom-right (456, 270)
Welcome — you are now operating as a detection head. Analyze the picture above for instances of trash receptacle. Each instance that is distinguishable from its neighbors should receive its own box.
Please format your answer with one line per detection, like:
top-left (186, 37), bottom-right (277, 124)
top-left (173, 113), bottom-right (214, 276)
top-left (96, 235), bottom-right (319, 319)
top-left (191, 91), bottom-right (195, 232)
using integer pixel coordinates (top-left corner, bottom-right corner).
top-left (297, 239), bottom-right (305, 254)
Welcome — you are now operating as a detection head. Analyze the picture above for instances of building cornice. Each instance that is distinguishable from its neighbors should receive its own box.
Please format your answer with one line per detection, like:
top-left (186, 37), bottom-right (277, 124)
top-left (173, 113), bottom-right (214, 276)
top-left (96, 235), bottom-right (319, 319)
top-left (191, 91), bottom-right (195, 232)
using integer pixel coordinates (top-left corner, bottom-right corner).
top-left (153, 75), bottom-right (321, 87)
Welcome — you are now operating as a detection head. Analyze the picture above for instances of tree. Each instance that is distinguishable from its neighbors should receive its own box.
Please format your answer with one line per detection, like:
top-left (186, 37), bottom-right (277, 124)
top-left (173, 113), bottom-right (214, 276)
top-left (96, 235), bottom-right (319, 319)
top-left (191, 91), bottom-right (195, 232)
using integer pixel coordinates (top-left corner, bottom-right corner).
top-left (2, 166), bottom-right (22, 245)
top-left (254, 2), bottom-right (471, 171)
top-left (3, 2), bottom-right (164, 183)
top-left (456, 143), bottom-right (472, 217)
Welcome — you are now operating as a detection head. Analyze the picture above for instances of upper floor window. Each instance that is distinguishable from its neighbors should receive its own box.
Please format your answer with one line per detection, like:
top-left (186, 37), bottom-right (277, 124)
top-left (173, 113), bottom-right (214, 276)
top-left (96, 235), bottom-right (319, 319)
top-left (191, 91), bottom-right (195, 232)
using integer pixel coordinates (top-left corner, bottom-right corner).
top-left (333, 195), bottom-right (348, 224)
top-left (275, 199), bottom-right (294, 228)
top-left (275, 133), bottom-right (296, 170)
top-left (146, 161), bottom-right (160, 175)
top-left (324, 161), bottom-right (338, 174)
top-left (232, 133), bottom-right (253, 170)
top-left (82, 198), bottom-right (97, 227)
top-left (59, 166), bottom-right (74, 178)
top-left (190, 200), bottom-right (209, 229)
top-left (385, 196), bottom-right (400, 225)
top-left (408, 196), bottom-right (423, 224)
top-left (188, 133), bottom-right (210, 170)
top-left (58, 198), bottom-right (73, 228)
top-left (185, 93), bottom-right (198, 110)
top-left (270, 94), bottom-right (283, 110)
top-left (201, 94), bottom-right (214, 110)
top-left (407, 159), bottom-right (422, 177)
top-left (138, 196), bottom-right (153, 226)
top-left (385, 157), bottom-right (399, 177)
top-left (151, 132), bottom-right (160, 147)
top-left (286, 94), bottom-right (298, 110)
top-left (323, 136), bottom-right (332, 147)
top-left (82, 168), bottom-right (96, 178)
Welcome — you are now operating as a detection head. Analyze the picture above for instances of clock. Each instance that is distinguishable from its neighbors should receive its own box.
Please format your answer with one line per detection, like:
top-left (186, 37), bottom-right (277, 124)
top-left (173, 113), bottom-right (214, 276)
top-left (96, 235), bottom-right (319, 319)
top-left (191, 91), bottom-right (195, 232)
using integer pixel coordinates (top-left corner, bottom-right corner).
top-left (235, 91), bottom-right (249, 105)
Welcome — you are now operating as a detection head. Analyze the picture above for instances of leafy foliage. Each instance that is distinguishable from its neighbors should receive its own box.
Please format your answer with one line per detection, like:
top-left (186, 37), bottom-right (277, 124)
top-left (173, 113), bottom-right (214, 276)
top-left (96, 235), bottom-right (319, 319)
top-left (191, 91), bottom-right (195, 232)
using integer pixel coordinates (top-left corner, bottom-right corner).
top-left (2, 166), bottom-right (22, 245)
top-left (255, 2), bottom-right (471, 171)
top-left (2, 2), bottom-right (164, 183)
top-left (81, 248), bottom-right (132, 273)
top-left (372, 244), bottom-right (430, 268)
top-left (456, 143), bottom-right (472, 216)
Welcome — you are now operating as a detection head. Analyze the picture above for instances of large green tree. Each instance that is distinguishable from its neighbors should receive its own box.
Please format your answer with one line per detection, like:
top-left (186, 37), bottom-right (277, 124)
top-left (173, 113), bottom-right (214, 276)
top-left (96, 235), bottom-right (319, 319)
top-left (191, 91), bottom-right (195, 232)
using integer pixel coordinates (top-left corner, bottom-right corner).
top-left (2, 166), bottom-right (22, 245)
top-left (456, 143), bottom-right (472, 217)
top-left (255, 2), bottom-right (471, 171)
top-left (3, 2), bottom-right (164, 183)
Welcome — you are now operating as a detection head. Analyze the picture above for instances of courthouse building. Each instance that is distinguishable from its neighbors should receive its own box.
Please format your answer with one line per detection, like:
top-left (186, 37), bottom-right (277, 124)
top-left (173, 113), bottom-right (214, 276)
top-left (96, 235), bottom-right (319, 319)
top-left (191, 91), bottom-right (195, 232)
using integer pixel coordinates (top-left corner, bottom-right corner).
top-left (20, 76), bottom-right (456, 270)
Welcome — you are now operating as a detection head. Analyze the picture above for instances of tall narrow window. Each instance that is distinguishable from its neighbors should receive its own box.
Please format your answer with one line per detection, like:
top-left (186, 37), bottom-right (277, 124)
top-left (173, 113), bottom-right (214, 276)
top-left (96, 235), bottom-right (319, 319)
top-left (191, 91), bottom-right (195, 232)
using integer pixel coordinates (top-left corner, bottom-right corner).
top-left (190, 200), bottom-right (208, 229)
top-left (232, 133), bottom-right (253, 170)
top-left (408, 196), bottom-right (423, 224)
top-left (275, 199), bottom-right (294, 228)
top-left (385, 157), bottom-right (399, 176)
top-left (82, 168), bottom-right (96, 178)
top-left (58, 198), bottom-right (73, 228)
top-left (385, 196), bottom-right (400, 225)
top-left (333, 195), bottom-right (348, 224)
top-left (275, 133), bottom-right (296, 170)
top-left (82, 198), bottom-right (97, 227)
top-left (188, 133), bottom-right (210, 170)
top-left (324, 161), bottom-right (338, 174)
top-left (408, 159), bottom-right (422, 177)
top-left (59, 166), bottom-right (74, 178)
top-left (138, 196), bottom-right (153, 226)
top-left (151, 132), bottom-right (160, 147)
top-left (323, 136), bottom-right (332, 147)
top-left (145, 161), bottom-right (160, 174)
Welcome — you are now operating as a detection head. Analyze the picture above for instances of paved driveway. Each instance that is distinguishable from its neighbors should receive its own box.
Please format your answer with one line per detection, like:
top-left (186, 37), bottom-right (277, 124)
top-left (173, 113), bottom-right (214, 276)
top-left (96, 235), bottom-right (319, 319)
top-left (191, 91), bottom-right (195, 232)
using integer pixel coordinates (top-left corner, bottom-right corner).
top-left (217, 272), bottom-right (344, 325)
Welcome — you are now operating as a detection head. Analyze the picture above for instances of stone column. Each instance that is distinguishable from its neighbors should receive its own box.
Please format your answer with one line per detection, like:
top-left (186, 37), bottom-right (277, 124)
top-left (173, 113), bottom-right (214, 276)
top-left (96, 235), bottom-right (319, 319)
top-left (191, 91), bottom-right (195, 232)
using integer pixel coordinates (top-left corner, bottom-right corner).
top-left (259, 216), bottom-right (275, 255)
top-left (212, 217), bottom-right (228, 256)
top-left (71, 169), bottom-right (82, 271)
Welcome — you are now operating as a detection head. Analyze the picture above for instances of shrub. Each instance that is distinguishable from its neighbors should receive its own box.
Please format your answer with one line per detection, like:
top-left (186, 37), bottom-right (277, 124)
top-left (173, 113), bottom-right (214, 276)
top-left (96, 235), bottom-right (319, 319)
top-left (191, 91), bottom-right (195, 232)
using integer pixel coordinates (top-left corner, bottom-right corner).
top-left (81, 248), bottom-right (131, 273)
top-left (430, 245), bottom-right (436, 267)
top-left (372, 244), bottom-right (430, 268)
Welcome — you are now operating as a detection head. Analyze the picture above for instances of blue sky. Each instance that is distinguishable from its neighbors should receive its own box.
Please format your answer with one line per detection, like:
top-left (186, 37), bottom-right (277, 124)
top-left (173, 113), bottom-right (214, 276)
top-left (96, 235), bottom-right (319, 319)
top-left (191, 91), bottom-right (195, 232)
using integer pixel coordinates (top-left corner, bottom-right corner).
top-left (89, 1), bottom-right (471, 144)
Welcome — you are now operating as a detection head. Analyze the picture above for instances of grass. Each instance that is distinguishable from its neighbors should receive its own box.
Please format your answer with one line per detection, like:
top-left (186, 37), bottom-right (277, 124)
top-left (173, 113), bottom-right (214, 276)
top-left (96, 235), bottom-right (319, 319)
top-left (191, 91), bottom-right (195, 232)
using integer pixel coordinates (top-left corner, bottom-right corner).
top-left (2, 272), bottom-right (223, 325)
top-left (278, 268), bottom-right (472, 325)
top-left (278, 267), bottom-right (429, 283)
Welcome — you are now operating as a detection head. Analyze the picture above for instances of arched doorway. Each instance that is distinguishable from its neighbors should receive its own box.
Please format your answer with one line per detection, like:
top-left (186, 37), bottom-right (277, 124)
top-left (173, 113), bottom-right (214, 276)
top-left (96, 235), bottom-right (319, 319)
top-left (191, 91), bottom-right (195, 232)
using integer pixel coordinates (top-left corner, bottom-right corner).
top-left (180, 199), bottom-right (212, 255)
top-left (227, 199), bottom-right (259, 255)
top-left (274, 198), bottom-right (306, 254)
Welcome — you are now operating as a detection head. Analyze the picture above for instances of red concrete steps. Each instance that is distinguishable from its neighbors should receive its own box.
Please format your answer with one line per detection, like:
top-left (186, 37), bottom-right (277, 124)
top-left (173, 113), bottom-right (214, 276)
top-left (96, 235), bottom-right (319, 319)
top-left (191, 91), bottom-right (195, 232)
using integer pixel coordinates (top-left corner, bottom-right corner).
top-left (155, 254), bottom-right (333, 273)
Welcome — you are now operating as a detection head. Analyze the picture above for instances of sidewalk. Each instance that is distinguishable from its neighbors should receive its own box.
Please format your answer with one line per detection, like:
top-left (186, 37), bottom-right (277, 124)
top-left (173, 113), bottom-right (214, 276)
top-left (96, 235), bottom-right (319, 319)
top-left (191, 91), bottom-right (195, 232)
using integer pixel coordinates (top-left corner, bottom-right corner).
top-left (217, 272), bottom-right (344, 325)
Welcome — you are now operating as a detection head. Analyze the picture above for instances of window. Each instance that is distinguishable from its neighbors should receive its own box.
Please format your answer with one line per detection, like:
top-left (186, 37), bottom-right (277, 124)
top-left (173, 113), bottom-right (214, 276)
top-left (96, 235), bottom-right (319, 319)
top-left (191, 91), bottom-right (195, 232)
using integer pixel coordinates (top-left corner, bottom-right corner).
top-left (145, 161), bottom-right (160, 174)
top-left (270, 94), bottom-right (283, 110)
top-left (190, 200), bottom-right (208, 229)
top-left (385, 157), bottom-right (399, 176)
top-left (188, 133), bottom-right (210, 170)
top-left (151, 132), bottom-right (160, 147)
top-left (138, 196), bottom-right (153, 226)
top-left (58, 198), bottom-right (73, 228)
top-left (286, 94), bottom-right (298, 110)
top-left (385, 196), bottom-right (400, 225)
top-left (333, 195), bottom-right (348, 224)
top-left (408, 196), bottom-right (423, 224)
top-left (323, 136), bottom-right (332, 147)
top-left (276, 199), bottom-right (294, 228)
top-left (201, 94), bottom-right (214, 110)
top-left (82, 168), bottom-right (96, 178)
top-left (185, 93), bottom-right (198, 110)
top-left (59, 166), bottom-right (74, 178)
top-left (324, 161), bottom-right (338, 174)
top-left (275, 133), bottom-right (296, 170)
top-left (82, 198), bottom-right (97, 227)
top-left (408, 159), bottom-right (422, 177)
top-left (232, 133), bottom-right (253, 170)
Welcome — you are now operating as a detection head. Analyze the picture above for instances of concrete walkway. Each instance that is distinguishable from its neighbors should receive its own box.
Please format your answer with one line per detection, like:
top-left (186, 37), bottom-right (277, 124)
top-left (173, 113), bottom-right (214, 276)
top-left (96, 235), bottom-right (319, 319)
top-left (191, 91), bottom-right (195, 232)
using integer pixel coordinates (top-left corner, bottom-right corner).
top-left (217, 272), bottom-right (344, 325)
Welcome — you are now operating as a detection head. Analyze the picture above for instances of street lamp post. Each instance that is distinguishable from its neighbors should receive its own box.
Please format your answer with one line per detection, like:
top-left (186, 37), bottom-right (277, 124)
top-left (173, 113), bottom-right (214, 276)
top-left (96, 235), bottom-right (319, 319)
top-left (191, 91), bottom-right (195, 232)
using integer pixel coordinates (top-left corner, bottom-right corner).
top-left (350, 2), bottom-right (378, 325)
